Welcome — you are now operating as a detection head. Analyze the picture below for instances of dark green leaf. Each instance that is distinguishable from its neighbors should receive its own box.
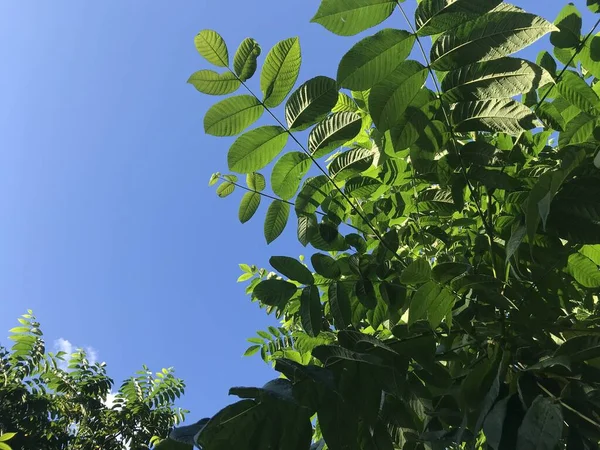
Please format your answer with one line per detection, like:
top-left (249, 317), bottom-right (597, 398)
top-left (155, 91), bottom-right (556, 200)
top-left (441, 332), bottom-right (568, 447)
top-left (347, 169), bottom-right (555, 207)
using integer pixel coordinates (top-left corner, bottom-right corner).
top-left (408, 281), bottom-right (440, 325)
top-left (328, 148), bottom-right (374, 181)
top-left (300, 286), bottom-right (322, 337)
top-left (431, 11), bottom-right (557, 71)
top-left (556, 71), bottom-right (600, 114)
top-left (515, 396), bottom-right (563, 450)
top-left (311, 253), bottom-right (341, 279)
top-left (253, 279), bottom-right (298, 306)
top-left (295, 176), bottom-right (334, 214)
top-left (328, 282), bottom-right (352, 330)
top-left (285, 76), bottom-right (338, 131)
top-left (311, 0), bottom-right (396, 36)
top-left (400, 258), bottom-right (432, 285)
top-left (550, 3), bottom-right (582, 49)
top-left (337, 28), bottom-right (415, 90)
top-left (432, 262), bottom-right (470, 284)
top-left (308, 112), bottom-right (363, 158)
top-left (269, 256), bottom-right (315, 285)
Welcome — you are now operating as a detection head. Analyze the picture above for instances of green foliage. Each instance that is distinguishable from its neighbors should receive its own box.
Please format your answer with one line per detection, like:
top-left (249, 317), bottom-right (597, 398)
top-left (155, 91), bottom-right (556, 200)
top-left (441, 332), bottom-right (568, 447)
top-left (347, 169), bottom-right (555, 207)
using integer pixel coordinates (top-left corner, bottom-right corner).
top-left (0, 312), bottom-right (187, 449)
top-left (186, 1), bottom-right (600, 449)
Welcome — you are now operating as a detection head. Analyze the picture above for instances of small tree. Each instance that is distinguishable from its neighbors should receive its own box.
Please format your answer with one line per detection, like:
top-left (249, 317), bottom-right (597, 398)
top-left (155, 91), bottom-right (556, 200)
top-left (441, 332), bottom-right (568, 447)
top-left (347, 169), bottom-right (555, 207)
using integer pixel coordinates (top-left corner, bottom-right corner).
top-left (176, 0), bottom-right (600, 448)
top-left (0, 311), bottom-right (187, 449)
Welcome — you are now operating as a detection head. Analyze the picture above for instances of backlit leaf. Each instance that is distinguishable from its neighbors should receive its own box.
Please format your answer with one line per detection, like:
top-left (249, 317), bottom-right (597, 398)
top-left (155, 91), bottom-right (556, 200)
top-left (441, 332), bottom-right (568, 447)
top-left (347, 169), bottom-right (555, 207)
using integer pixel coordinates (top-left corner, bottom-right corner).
top-left (271, 152), bottom-right (312, 200)
top-left (311, 0), bottom-right (396, 36)
top-left (309, 112), bottom-right (363, 158)
top-left (238, 192), bottom-right (261, 223)
top-left (264, 200), bottom-right (290, 244)
top-left (415, 0), bottom-right (502, 36)
top-left (188, 70), bottom-right (240, 95)
top-left (285, 76), bottom-right (338, 131)
top-left (234, 38), bottom-right (261, 81)
top-left (228, 126), bottom-right (289, 173)
top-left (204, 95), bottom-right (264, 136)
top-left (261, 37), bottom-right (302, 107)
top-left (194, 30), bottom-right (229, 67)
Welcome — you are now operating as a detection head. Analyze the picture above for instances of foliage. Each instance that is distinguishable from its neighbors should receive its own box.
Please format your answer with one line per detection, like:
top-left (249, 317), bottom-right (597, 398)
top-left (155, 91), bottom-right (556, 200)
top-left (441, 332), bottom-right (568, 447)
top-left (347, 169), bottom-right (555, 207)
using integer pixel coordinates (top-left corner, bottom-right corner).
top-left (0, 311), bottom-right (187, 450)
top-left (184, 0), bottom-right (600, 448)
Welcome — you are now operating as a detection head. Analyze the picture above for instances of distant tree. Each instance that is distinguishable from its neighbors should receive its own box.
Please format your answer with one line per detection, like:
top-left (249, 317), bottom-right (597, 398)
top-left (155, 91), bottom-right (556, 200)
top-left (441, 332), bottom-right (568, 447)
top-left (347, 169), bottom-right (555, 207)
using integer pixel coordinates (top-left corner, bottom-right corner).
top-left (172, 0), bottom-right (600, 448)
top-left (0, 311), bottom-right (187, 449)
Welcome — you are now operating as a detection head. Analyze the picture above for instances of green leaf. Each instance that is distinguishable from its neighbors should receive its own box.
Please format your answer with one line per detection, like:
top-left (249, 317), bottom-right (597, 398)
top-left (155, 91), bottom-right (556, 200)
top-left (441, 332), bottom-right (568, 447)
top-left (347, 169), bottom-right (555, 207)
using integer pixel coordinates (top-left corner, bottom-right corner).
top-left (328, 148), bottom-right (374, 180)
top-left (246, 173), bottom-right (266, 191)
top-left (579, 34), bottom-right (600, 79)
top-left (558, 112), bottom-right (598, 147)
top-left (188, 70), bottom-right (241, 95)
top-left (536, 102), bottom-right (566, 131)
top-left (430, 11), bottom-right (557, 71)
top-left (515, 396), bottom-right (563, 450)
top-left (556, 71), bottom-right (600, 114)
top-left (580, 245), bottom-right (600, 265)
top-left (368, 60), bottom-right (429, 131)
top-left (554, 335), bottom-right (600, 362)
top-left (285, 76), bottom-right (338, 131)
top-left (264, 200), bottom-right (290, 244)
top-left (451, 99), bottom-right (537, 135)
top-left (432, 262), bottom-right (470, 284)
top-left (295, 176), bottom-right (334, 215)
top-left (228, 126), bottom-right (289, 173)
top-left (344, 176), bottom-right (381, 199)
top-left (216, 181), bottom-right (235, 197)
top-left (566, 252), bottom-right (600, 288)
top-left (400, 258), bottom-right (432, 285)
top-left (300, 286), bottom-right (322, 337)
top-left (308, 112), bottom-right (363, 158)
top-left (271, 152), bottom-right (312, 200)
top-left (336, 28), bottom-right (415, 90)
top-left (310, 0), bottom-right (396, 36)
top-left (550, 3), bottom-right (582, 49)
top-left (415, 0), bottom-right (502, 36)
top-left (589, 0), bottom-right (600, 13)
top-left (234, 38), bottom-right (261, 81)
top-left (269, 256), bottom-right (315, 285)
top-left (243, 345), bottom-right (261, 357)
top-left (238, 192), bottom-right (261, 223)
top-left (328, 282), bottom-right (352, 330)
top-left (194, 30), bottom-right (229, 67)
top-left (204, 95), bottom-right (264, 136)
top-left (253, 279), bottom-right (298, 306)
top-left (428, 288), bottom-right (455, 329)
top-left (0, 433), bottom-right (16, 443)
top-left (297, 213), bottom-right (318, 247)
top-left (153, 439), bottom-right (193, 450)
top-left (441, 57), bottom-right (553, 103)
top-left (409, 281), bottom-right (441, 326)
top-left (261, 37), bottom-right (302, 108)
top-left (311, 253), bottom-right (341, 279)
top-left (332, 92), bottom-right (359, 113)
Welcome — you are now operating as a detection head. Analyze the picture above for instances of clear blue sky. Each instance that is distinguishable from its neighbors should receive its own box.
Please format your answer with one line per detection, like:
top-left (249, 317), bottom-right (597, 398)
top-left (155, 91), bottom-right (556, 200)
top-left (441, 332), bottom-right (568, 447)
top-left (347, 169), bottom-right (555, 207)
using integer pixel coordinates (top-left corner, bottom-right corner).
top-left (0, 0), bottom-right (587, 422)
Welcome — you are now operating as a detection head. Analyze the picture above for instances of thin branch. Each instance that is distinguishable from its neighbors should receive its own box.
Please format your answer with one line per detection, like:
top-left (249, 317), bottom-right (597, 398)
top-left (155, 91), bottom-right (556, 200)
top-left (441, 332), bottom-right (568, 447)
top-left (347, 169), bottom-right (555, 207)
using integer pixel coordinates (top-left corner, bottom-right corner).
top-left (537, 381), bottom-right (600, 430)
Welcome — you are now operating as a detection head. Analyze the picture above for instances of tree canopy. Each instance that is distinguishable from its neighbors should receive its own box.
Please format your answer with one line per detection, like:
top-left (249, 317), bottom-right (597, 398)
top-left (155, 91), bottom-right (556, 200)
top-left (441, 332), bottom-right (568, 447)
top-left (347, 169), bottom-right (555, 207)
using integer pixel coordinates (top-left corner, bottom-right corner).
top-left (176, 0), bottom-right (600, 448)
top-left (0, 311), bottom-right (187, 449)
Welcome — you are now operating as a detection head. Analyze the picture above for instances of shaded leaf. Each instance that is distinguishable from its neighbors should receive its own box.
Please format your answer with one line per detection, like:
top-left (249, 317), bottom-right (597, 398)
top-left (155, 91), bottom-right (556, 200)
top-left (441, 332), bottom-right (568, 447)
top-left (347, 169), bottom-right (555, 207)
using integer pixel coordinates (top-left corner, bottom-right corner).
top-left (269, 256), bottom-right (315, 285)
top-left (515, 396), bottom-right (563, 450)
top-left (400, 258), bottom-right (432, 285)
top-left (311, 253), bottom-right (341, 279)
top-left (253, 279), bottom-right (298, 306)
top-left (285, 76), bottom-right (338, 131)
top-left (309, 112), bottom-right (363, 158)
top-left (329, 282), bottom-right (352, 330)
top-left (300, 286), bottom-right (322, 337)
top-left (296, 176), bottom-right (334, 214)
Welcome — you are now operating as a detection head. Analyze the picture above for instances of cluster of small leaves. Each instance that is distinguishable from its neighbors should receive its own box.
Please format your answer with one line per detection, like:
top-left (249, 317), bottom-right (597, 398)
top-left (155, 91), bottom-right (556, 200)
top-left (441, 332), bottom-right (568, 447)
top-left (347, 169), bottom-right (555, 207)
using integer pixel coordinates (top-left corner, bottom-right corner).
top-left (0, 311), bottom-right (187, 450)
top-left (182, 0), bottom-right (600, 449)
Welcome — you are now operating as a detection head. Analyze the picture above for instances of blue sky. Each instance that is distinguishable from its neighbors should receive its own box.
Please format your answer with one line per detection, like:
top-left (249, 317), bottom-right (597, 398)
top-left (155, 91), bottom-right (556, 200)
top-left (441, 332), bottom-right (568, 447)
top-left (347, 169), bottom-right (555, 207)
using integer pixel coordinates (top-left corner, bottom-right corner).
top-left (0, 0), bottom-right (588, 423)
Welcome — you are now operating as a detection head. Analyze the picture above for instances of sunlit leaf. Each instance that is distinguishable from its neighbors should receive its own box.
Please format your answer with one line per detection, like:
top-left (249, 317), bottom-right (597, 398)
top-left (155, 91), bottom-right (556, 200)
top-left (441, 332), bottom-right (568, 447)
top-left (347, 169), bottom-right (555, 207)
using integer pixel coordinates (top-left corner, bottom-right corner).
top-left (238, 192), bottom-right (261, 223)
top-left (415, 0), bottom-right (502, 36)
top-left (271, 152), bottom-right (312, 200)
top-left (204, 95), bottom-right (264, 136)
top-left (285, 76), bottom-right (338, 131)
top-left (188, 70), bottom-right (240, 95)
top-left (311, 0), bottom-right (396, 36)
top-left (309, 112), bottom-right (363, 158)
top-left (451, 99), bottom-right (537, 135)
top-left (194, 29), bottom-right (229, 67)
top-left (234, 38), bottom-right (261, 81)
top-left (228, 126), bottom-right (289, 173)
top-left (261, 37), bottom-right (302, 107)
top-left (264, 200), bottom-right (290, 244)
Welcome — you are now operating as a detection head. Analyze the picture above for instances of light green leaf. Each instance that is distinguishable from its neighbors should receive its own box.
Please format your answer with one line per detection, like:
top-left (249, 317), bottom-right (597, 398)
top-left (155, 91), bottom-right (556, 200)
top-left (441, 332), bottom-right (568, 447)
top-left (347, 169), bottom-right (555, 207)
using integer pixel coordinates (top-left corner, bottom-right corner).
top-left (216, 181), bottom-right (235, 197)
top-left (204, 95), bottom-right (264, 136)
top-left (566, 252), bottom-right (600, 288)
top-left (416, 0), bottom-right (502, 36)
top-left (295, 176), bottom-right (334, 215)
top-left (369, 60), bottom-right (429, 131)
top-left (409, 281), bottom-right (441, 325)
top-left (285, 76), bottom-right (338, 131)
top-left (558, 112), bottom-right (598, 147)
top-left (246, 173), bottom-right (266, 191)
top-left (431, 11), bottom-right (557, 71)
top-left (328, 282), bottom-right (352, 330)
top-left (516, 396), bottom-right (563, 450)
top-left (441, 57), bottom-right (553, 103)
top-left (400, 258), bottom-right (432, 285)
top-left (332, 92), bottom-right (359, 113)
top-left (194, 30), bottom-right (229, 67)
top-left (228, 126), bottom-right (289, 173)
top-left (208, 172), bottom-right (220, 186)
top-left (328, 148), bottom-right (374, 180)
top-left (238, 192), bottom-right (261, 224)
top-left (451, 99), bottom-right (537, 135)
top-left (580, 245), bottom-right (600, 265)
top-left (579, 34), bottom-right (600, 79)
top-left (311, 0), bottom-right (396, 36)
top-left (234, 37), bottom-right (261, 81)
top-left (589, 0), bottom-right (600, 13)
top-left (300, 286), bottom-right (322, 337)
top-left (550, 3), bottom-right (582, 49)
top-left (264, 200), bottom-right (290, 244)
top-left (187, 70), bottom-right (241, 95)
top-left (556, 70), bottom-right (600, 114)
top-left (311, 253), bottom-right (341, 279)
top-left (253, 279), bottom-right (298, 306)
top-left (269, 256), bottom-right (314, 285)
top-left (271, 152), bottom-right (312, 200)
top-left (309, 112), bottom-right (363, 158)
top-left (337, 28), bottom-right (415, 90)
top-left (243, 345), bottom-right (261, 357)
top-left (0, 433), bottom-right (16, 442)
top-left (260, 37), bottom-right (302, 108)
